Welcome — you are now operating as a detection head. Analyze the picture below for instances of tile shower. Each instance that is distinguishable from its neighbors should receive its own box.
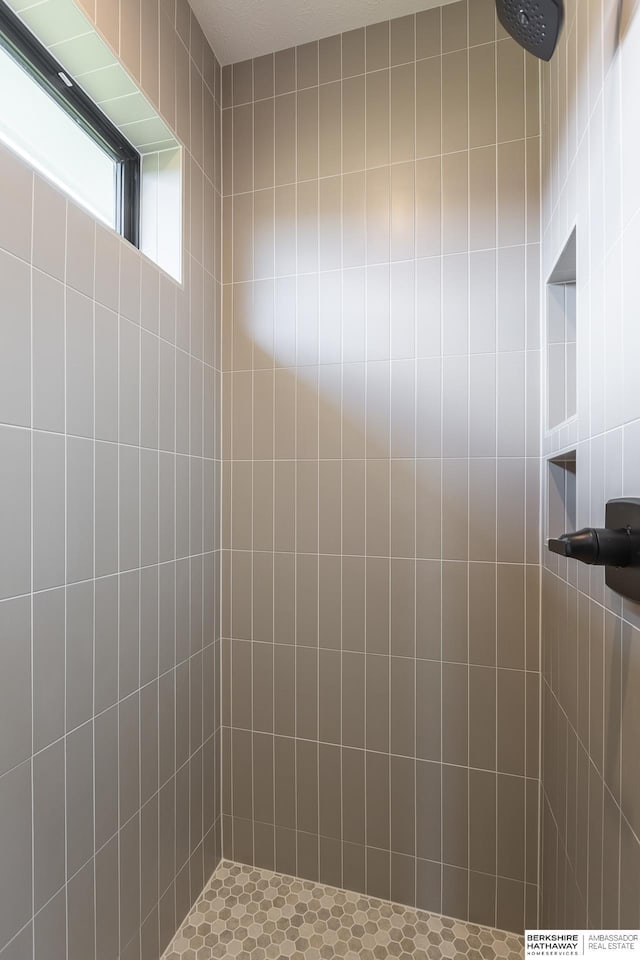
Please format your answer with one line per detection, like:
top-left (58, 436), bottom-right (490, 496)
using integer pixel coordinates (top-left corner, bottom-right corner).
top-left (1, 0), bottom-right (640, 959)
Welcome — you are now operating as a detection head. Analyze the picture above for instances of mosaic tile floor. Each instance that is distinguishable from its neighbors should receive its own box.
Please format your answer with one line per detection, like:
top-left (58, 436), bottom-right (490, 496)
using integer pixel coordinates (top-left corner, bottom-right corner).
top-left (162, 860), bottom-right (524, 960)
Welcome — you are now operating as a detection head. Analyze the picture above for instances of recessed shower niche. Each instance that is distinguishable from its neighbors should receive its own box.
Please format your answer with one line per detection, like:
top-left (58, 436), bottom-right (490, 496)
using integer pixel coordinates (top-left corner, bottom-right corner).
top-left (547, 228), bottom-right (577, 430)
top-left (547, 449), bottom-right (576, 543)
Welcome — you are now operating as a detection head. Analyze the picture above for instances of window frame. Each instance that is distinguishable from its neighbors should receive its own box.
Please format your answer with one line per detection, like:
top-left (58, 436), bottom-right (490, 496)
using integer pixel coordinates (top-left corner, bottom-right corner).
top-left (0, 0), bottom-right (140, 245)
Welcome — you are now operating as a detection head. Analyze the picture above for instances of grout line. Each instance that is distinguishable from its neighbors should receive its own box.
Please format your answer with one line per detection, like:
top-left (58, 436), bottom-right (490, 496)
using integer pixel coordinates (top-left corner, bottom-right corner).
top-left (536, 42), bottom-right (545, 930)
top-left (386, 13), bottom-right (392, 902)
top-left (492, 16), bottom-right (500, 928)
top-left (270, 46), bottom-right (277, 875)
top-left (339, 27), bottom-right (345, 892)
top-left (29, 166), bottom-right (36, 960)
top-left (63, 197), bottom-right (71, 960)
top-left (292, 39), bottom-right (299, 881)
top-left (465, 0), bottom-right (472, 924)
top-left (411, 7), bottom-right (418, 911)
top-left (115, 211), bottom-right (123, 956)
top-left (249, 54), bottom-right (256, 873)
top-left (315, 40), bottom-right (321, 883)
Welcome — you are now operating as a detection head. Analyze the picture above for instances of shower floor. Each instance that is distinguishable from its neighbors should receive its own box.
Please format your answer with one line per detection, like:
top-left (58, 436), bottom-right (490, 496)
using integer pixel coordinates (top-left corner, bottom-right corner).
top-left (162, 860), bottom-right (524, 960)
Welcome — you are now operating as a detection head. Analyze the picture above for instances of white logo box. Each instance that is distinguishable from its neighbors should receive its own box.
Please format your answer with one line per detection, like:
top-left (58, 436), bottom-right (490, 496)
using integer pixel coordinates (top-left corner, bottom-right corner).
top-left (525, 931), bottom-right (640, 957)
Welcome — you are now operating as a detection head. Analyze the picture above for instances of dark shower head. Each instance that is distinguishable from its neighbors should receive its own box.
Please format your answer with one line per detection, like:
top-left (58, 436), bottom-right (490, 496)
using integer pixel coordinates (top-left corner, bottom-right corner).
top-left (495, 0), bottom-right (564, 61)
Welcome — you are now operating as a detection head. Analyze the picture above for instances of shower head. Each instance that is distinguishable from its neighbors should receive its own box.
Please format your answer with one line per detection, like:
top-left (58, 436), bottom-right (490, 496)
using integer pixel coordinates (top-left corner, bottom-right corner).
top-left (494, 0), bottom-right (564, 61)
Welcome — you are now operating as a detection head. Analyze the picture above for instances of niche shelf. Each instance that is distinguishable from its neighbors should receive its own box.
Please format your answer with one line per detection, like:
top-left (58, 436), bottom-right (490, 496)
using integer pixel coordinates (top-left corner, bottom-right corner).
top-left (547, 228), bottom-right (577, 431)
top-left (547, 450), bottom-right (578, 583)
top-left (547, 449), bottom-right (576, 542)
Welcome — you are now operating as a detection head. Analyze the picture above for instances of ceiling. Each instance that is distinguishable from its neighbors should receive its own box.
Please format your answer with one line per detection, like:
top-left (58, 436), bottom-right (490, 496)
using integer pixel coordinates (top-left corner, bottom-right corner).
top-left (189, 0), bottom-right (458, 66)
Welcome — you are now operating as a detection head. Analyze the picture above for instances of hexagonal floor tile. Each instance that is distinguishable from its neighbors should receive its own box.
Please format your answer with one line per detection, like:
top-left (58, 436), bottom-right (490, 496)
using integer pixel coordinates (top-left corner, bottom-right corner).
top-left (162, 861), bottom-right (524, 959)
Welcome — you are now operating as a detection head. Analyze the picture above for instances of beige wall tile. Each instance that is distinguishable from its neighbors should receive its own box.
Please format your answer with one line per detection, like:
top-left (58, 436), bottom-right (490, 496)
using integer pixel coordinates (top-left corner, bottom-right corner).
top-left (442, 49), bottom-right (468, 152)
top-left (253, 54), bottom-right (274, 100)
top-left (253, 189), bottom-right (274, 281)
top-left (497, 139), bottom-right (526, 246)
top-left (140, 3), bottom-right (159, 102)
top-left (416, 7), bottom-right (441, 60)
top-left (442, 0), bottom-right (468, 53)
top-left (342, 561), bottom-right (366, 655)
top-left (254, 99), bottom-right (274, 190)
top-left (390, 262), bottom-right (416, 359)
top-left (297, 41), bottom-right (318, 89)
top-left (233, 104), bottom-right (254, 194)
top-left (296, 181), bottom-right (319, 275)
top-left (342, 461), bottom-right (366, 556)
top-left (274, 94), bottom-right (296, 185)
top-left (469, 43), bottom-right (497, 147)
top-left (318, 556), bottom-right (341, 651)
top-left (342, 28), bottom-right (365, 78)
top-left (366, 166), bottom-right (391, 264)
top-left (416, 56), bottom-right (442, 158)
top-left (442, 150), bottom-right (469, 253)
top-left (391, 64), bottom-right (416, 162)
top-left (342, 273), bottom-right (366, 364)
top-left (319, 181), bottom-right (342, 272)
top-left (366, 264), bottom-right (390, 361)
top-left (297, 87), bottom-right (319, 181)
top-left (366, 70), bottom-right (390, 168)
top-left (416, 460), bottom-right (442, 559)
top-left (219, 1), bottom-right (539, 928)
top-left (497, 39), bottom-right (525, 142)
top-left (469, 145), bottom-right (497, 250)
top-left (390, 163), bottom-right (415, 260)
top-left (318, 361), bottom-right (342, 449)
top-left (319, 81), bottom-right (342, 178)
top-left (318, 456), bottom-right (341, 543)
top-left (319, 34), bottom-right (341, 83)
top-left (391, 15), bottom-right (415, 66)
top-left (274, 47), bottom-right (295, 95)
top-left (469, 0), bottom-right (497, 45)
top-left (415, 157), bottom-right (442, 258)
top-left (342, 75), bottom-right (366, 172)
top-left (366, 21), bottom-right (390, 71)
top-left (274, 185), bottom-right (296, 276)
top-left (233, 60), bottom-right (253, 105)
top-left (442, 254), bottom-right (468, 356)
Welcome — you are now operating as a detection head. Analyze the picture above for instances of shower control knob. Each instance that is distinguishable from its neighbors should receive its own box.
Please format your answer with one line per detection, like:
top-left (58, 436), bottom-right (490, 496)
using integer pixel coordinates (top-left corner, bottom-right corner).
top-left (548, 527), bottom-right (639, 567)
top-left (547, 499), bottom-right (640, 603)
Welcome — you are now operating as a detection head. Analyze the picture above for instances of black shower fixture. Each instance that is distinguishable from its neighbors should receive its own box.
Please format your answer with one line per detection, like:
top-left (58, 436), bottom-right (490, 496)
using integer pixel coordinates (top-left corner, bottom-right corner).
top-left (495, 0), bottom-right (564, 61)
top-left (548, 499), bottom-right (640, 602)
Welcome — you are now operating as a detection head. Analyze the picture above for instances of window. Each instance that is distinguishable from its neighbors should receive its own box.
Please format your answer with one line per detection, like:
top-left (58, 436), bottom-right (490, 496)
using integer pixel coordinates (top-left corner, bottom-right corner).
top-left (0, 0), bottom-right (139, 243)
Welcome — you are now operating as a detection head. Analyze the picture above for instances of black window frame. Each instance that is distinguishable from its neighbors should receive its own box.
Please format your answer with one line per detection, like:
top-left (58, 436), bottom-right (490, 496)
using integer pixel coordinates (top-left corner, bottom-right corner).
top-left (0, 0), bottom-right (140, 246)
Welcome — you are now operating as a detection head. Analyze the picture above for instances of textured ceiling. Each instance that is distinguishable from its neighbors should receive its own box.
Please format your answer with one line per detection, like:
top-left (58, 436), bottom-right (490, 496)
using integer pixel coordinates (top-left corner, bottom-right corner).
top-left (189, 0), bottom-right (459, 65)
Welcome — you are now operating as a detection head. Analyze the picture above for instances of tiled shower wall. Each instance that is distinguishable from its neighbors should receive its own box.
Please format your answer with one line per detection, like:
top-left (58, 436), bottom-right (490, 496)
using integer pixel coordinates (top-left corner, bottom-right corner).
top-left (0, 0), bottom-right (222, 957)
top-left (221, 0), bottom-right (542, 933)
top-left (540, 0), bottom-right (640, 929)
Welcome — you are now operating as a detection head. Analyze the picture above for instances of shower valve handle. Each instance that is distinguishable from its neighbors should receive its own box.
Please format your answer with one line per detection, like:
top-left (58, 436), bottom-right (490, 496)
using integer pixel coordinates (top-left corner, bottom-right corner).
top-left (548, 527), bottom-right (640, 567)
top-left (548, 500), bottom-right (640, 602)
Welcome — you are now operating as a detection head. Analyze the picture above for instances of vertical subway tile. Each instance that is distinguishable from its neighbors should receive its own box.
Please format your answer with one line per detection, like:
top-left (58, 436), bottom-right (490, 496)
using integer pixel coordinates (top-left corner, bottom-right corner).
top-left (0, 250), bottom-right (30, 428)
top-left (32, 176), bottom-right (65, 281)
top-left (366, 70), bottom-right (390, 167)
top-left (342, 28), bottom-right (365, 77)
top-left (33, 431), bottom-right (65, 592)
top-left (33, 270), bottom-right (65, 432)
top-left (0, 761), bottom-right (32, 950)
top-left (0, 426), bottom-right (30, 600)
top-left (0, 144), bottom-right (32, 262)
